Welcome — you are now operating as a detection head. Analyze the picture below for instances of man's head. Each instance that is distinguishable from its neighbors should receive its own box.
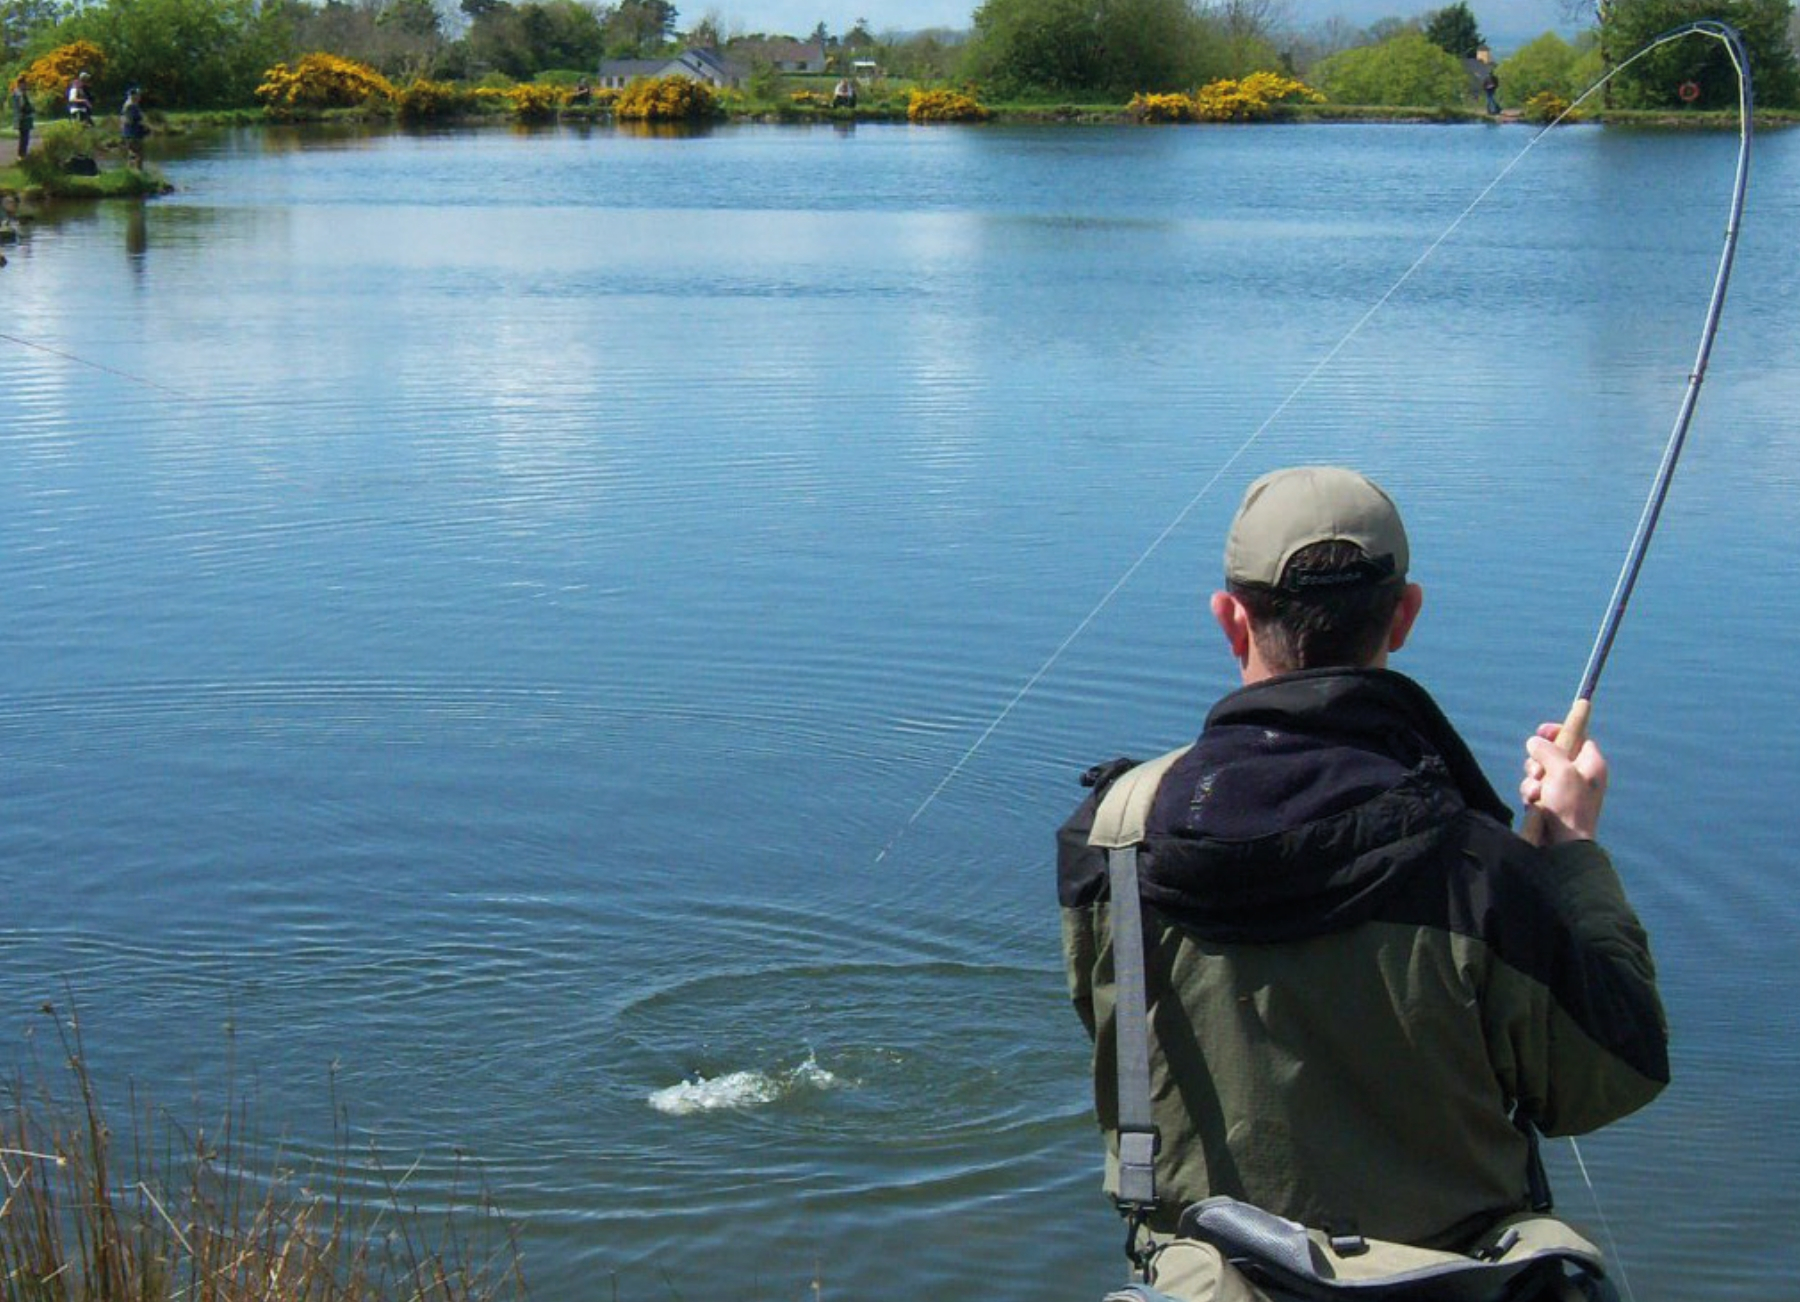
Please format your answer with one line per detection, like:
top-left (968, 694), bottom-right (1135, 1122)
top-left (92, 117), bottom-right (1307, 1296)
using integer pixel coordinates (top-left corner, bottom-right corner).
top-left (1211, 466), bottom-right (1423, 681)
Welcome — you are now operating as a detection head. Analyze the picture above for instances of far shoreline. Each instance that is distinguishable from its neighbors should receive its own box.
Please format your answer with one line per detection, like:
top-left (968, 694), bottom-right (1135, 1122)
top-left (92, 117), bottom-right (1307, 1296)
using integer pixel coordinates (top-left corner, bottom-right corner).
top-left (4, 100), bottom-right (1789, 208)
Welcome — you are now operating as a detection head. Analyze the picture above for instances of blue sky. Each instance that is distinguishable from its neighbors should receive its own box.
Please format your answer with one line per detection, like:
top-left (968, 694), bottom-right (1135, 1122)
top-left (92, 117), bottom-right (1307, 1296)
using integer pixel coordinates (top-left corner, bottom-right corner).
top-left (708, 1), bottom-right (1580, 49)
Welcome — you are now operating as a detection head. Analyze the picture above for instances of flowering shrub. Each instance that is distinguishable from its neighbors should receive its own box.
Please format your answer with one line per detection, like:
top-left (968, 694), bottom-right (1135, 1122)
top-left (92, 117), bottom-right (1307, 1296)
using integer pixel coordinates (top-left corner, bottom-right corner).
top-left (22, 41), bottom-right (106, 97)
top-left (906, 89), bottom-right (990, 123)
top-left (507, 82), bottom-right (563, 120)
top-left (1127, 92), bottom-right (1196, 124)
top-left (256, 54), bottom-right (394, 113)
top-left (395, 79), bottom-right (472, 121)
top-left (1522, 90), bottom-right (1572, 124)
top-left (1193, 72), bottom-right (1323, 122)
top-left (615, 75), bottom-right (719, 121)
top-left (790, 90), bottom-right (830, 108)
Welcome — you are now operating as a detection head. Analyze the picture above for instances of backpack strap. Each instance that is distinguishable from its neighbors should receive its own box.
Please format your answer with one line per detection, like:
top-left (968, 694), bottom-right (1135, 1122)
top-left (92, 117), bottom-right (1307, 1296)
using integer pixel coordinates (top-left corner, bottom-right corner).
top-left (1089, 746), bottom-right (1188, 851)
top-left (1089, 747), bottom-right (1191, 1257)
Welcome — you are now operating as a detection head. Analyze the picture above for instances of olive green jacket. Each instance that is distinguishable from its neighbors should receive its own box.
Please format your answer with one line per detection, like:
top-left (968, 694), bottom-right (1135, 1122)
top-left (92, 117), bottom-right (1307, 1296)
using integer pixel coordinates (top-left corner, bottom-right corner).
top-left (1058, 670), bottom-right (1668, 1250)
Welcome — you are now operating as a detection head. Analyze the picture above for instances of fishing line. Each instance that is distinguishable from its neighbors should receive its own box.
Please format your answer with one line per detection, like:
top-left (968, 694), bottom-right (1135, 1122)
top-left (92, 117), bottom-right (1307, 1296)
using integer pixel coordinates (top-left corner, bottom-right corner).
top-left (878, 24), bottom-right (1751, 870)
top-left (0, 328), bottom-right (198, 401)
top-left (873, 151), bottom-right (1563, 864)
top-left (1569, 1137), bottom-right (1638, 1302)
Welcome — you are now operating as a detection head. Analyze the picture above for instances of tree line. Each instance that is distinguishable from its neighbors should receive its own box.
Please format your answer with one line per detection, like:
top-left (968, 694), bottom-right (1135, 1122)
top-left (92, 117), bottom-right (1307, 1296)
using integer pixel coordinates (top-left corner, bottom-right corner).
top-left (2, 0), bottom-right (1793, 113)
top-left (963, 0), bottom-right (1796, 108)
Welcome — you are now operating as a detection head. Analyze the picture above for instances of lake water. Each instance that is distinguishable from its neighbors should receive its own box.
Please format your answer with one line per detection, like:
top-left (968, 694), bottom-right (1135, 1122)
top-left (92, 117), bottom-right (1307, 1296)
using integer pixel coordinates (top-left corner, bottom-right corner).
top-left (2, 119), bottom-right (1798, 1300)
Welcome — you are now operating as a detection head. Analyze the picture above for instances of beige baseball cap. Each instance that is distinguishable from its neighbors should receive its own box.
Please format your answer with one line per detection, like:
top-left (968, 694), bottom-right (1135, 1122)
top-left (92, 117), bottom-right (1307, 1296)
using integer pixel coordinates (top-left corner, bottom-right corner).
top-left (1225, 466), bottom-right (1409, 590)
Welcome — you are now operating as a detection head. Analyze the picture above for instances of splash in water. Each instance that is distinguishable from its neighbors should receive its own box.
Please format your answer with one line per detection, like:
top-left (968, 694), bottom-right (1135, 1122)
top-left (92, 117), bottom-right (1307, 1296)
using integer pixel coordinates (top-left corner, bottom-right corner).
top-left (647, 1054), bottom-right (842, 1116)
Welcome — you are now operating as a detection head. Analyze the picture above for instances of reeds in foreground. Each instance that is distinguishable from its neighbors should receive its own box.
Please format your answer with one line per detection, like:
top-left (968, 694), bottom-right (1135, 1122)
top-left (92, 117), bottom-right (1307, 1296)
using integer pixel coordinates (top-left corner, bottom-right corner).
top-left (0, 1002), bottom-right (528, 1302)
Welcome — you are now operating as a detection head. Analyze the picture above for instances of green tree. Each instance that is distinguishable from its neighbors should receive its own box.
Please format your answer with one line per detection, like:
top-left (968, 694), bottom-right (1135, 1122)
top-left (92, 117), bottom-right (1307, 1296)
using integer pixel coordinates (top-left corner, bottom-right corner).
top-left (878, 27), bottom-right (962, 80)
top-left (605, 0), bottom-right (677, 55)
top-left (963, 0), bottom-right (1103, 95)
top-left (1100, 0), bottom-right (1227, 91)
top-left (1211, 0), bottom-right (1285, 78)
top-left (467, 0), bottom-right (604, 78)
top-left (964, 0), bottom-right (1220, 97)
top-left (1496, 29), bottom-right (1599, 102)
top-left (282, 0), bottom-right (450, 81)
top-left (2, 0), bottom-right (62, 61)
top-left (48, 0), bottom-right (293, 107)
top-left (1602, 0), bottom-right (1796, 108)
top-left (1423, 2), bottom-right (1484, 58)
top-left (1312, 29), bottom-right (1471, 106)
top-left (686, 8), bottom-right (724, 47)
top-left (380, 0), bottom-right (441, 40)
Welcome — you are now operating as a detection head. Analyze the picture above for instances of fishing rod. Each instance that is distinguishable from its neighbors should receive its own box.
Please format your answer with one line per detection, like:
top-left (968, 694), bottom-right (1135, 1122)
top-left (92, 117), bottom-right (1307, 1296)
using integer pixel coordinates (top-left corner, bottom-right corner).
top-left (1523, 19), bottom-right (1753, 845)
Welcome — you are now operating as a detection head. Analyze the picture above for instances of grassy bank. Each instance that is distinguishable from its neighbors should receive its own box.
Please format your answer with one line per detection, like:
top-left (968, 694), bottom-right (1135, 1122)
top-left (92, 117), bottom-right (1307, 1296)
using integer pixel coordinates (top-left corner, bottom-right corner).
top-left (0, 1004), bottom-right (528, 1302)
top-left (0, 159), bottom-right (169, 200)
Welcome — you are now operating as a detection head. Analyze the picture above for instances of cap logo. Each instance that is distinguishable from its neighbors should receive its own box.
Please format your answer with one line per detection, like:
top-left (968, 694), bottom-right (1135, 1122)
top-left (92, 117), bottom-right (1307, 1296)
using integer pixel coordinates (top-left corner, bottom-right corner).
top-left (1283, 553), bottom-right (1396, 590)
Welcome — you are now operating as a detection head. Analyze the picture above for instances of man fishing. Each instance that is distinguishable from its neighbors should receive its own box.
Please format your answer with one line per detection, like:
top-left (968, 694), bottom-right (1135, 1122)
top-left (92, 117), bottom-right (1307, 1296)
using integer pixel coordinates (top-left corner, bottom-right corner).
top-left (1058, 465), bottom-right (1668, 1262)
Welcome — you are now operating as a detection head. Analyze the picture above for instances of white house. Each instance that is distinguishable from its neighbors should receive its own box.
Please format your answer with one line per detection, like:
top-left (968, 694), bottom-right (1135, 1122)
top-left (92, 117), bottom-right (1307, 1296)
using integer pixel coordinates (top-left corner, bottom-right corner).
top-left (596, 47), bottom-right (748, 91)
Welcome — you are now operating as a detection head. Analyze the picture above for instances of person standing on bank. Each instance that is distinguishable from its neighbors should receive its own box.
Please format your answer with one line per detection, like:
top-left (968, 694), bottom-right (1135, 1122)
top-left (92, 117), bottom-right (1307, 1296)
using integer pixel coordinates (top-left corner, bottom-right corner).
top-left (67, 70), bottom-right (93, 122)
top-left (1058, 466), bottom-right (1668, 1253)
top-left (9, 76), bottom-right (32, 159)
top-left (120, 86), bottom-right (148, 169)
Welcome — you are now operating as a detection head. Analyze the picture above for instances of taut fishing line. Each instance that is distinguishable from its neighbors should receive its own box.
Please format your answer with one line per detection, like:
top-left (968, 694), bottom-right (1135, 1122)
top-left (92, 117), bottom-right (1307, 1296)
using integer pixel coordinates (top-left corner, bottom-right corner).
top-left (877, 22), bottom-right (1754, 883)
top-left (0, 329), bottom-right (197, 400)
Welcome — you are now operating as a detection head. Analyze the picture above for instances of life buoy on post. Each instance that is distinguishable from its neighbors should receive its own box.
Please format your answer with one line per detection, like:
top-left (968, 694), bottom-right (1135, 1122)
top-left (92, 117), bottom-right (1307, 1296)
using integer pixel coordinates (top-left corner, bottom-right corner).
top-left (1678, 80), bottom-right (1701, 103)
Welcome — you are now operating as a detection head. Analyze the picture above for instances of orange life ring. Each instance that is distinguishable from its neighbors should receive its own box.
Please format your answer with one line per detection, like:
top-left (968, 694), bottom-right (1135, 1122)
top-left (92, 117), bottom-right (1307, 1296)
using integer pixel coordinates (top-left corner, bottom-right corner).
top-left (1678, 80), bottom-right (1701, 103)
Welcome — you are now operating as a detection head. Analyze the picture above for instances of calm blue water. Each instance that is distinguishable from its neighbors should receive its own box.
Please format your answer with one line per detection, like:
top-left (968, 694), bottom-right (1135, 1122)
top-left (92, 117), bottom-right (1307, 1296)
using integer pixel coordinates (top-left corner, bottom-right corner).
top-left (2, 120), bottom-right (1798, 1299)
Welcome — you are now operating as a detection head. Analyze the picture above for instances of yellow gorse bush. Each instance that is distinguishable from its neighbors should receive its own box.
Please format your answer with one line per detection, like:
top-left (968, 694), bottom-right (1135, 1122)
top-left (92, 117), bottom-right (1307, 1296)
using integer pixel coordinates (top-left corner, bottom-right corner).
top-left (1523, 90), bottom-right (1572, 124)
top-left (23, 41), bottom-right (106, 96)
top-left (1193, 72), bottom-right (1323, 122)
top-left (507, 82), bottom-right (562, 119)
top-left (256, 53), bottom-right (395, 111)
top-left (906, 88), bottom-right (990, 122)
top-left (615, 75), bottom-right (719, 121)
top-left (1127, 92), bottom-right (1196, 123)
top-left (396, 79), bottom-right (472, 120)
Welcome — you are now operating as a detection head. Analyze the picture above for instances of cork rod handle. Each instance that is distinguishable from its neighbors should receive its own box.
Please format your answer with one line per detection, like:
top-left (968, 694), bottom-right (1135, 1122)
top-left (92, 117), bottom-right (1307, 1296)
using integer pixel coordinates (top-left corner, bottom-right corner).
top-left (1521, 697), bottom-right (1591, 847)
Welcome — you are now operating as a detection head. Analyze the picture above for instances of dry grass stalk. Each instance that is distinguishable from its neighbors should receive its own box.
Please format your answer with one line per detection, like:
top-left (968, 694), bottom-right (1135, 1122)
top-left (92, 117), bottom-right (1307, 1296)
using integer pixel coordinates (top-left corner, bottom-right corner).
top-left (0, 1003), bottom-right (528, 1302)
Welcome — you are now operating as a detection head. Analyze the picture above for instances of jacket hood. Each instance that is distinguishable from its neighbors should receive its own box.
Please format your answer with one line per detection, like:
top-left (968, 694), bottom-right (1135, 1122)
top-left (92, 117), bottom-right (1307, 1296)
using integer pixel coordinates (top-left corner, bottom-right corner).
top-left (1139, 670), bottom-right (1511, 943)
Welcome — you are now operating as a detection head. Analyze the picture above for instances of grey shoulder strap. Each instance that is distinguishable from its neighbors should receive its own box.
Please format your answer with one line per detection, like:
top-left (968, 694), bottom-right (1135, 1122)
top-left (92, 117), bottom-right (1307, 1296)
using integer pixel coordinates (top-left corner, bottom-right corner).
top-left (1089, 747), bottom-right (1190, 1213)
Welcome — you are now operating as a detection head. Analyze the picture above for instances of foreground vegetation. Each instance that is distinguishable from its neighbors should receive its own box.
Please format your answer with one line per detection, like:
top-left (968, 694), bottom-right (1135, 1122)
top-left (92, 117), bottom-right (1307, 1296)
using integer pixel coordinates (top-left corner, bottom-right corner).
top-left (0, 1004), bottom-right (527, 1302)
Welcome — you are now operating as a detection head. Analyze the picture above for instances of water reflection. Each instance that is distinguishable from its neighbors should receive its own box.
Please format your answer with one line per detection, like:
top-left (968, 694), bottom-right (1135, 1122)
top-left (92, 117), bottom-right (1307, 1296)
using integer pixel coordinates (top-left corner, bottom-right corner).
top-left (615, 120), bottom-right (717, 141)
top-left (125, 203), bottom-right (147, 266)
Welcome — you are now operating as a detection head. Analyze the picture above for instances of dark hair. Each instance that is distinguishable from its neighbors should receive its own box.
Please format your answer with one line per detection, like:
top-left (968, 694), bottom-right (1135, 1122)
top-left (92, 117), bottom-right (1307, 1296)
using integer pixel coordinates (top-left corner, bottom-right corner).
top-left (1228, 540), bottom-right (1404, 672)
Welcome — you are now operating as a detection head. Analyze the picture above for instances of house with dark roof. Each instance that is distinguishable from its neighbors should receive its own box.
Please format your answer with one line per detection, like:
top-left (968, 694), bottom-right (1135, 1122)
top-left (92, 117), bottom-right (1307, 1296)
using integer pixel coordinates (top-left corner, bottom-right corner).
top-left (726, 39), bottom-right (828, 74)
top-left (596, 47), bottom-right (747, 90)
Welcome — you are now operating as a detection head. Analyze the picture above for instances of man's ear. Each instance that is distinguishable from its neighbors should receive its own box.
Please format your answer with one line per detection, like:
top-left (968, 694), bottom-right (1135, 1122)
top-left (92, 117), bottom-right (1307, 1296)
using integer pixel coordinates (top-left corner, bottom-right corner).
top-left (1387, 583), bottom-right (1424, 653)
top-left (1211, 590), bottom-right (1253, 666)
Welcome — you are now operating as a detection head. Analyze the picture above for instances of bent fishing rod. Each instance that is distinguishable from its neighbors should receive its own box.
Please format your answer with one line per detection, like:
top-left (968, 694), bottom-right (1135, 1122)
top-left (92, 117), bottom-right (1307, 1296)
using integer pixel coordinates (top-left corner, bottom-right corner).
top-left (1524, 19), bottom-right (1753, 843)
